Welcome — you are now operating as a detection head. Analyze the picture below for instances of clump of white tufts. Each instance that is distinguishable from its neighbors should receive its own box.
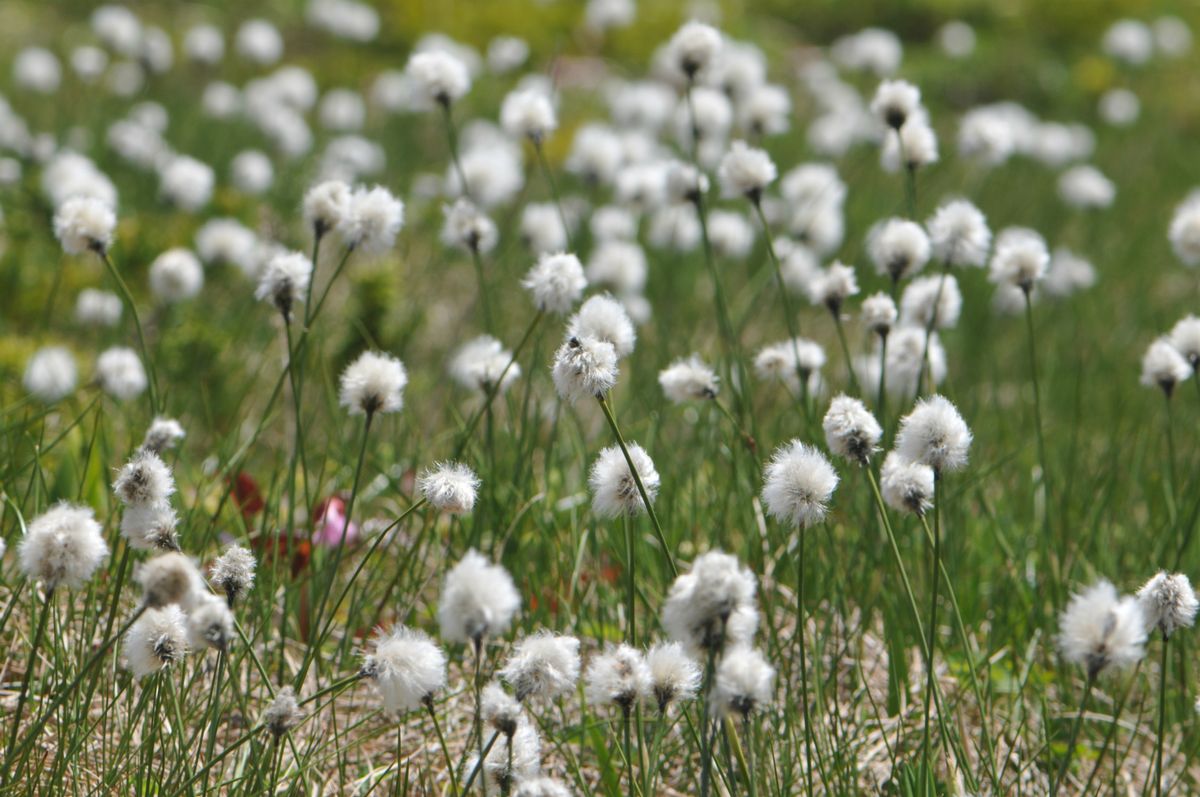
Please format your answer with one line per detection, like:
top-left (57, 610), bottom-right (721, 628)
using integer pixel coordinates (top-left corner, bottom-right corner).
top-left (482, 682), bottom-right (523, 737)
top-left (1169, 195), bottom-right (1200, 267)
top-left (501, 88), bottom-right (557, 143)
top-left (926, 199), bottom-right (991, 268)
top-left (754, 338), bottom-right (826, 395)
top-left (211, 545), bottom-right (257, 607)
top-left (823, 395), bottom-right (883, 466)
top-left (1137, 572), bottom-right (1198, 638)
top-left (339, 186), bottom-right (404, 254)
top-left (263, 687), bottom-right (303, 739)
top-left (142, 417), bottom-right (185, 454)
top-left (1141, 338), bottom-right (1192, 397)
top-left (762, 441), bottom-right (839, 528)
top-left (899, 274), bottom-right (962, 330)
top-left (869, 218), bottom-right (930, 283)
top-left (159, 156), bottom-right (215, 211)
top-left (568, 295), bottom-right (636, 358)
top-left (418, 462), bottom-right (480, 515)
top-left (870, 79), bottom-right (921, 130)
top-left (19, 503), bottom-right (109, 590)
top-left (24, 346), bottom-right (77, 403)
top-left (76, 289), bottom-right (122, 327)
top-left (499, 632), bottom-right (581, 702)
top-left (895, 395), bottom-right (972, 474)
top-left (659, 355), bottom-right (719, 403)
top-left (882, 114), bottom-right (939, 172)
top-left (137, 552), bottom-right (203, 609)
top-left (662, 550), bottom-right (758, 655)
top-left (551, 335), bottom-right (619, 403)
top-left (861, 292), bottom-right (898, 337)
top-left (1169, 315), bottom-right (1200, 370)
top-left (880, 451), bottom-right (935, 515)
top-left (1058, 580), bottom-right (1148, 679)
top-left (989, 227), bottom-right (1049, 293)
top-left (303, 180), bottom-right (352, 237)
top-left (1058, 165), bottom-right (1115, 210)
top-left (119, 502), bottom-right (180, 552)
top-left (255, 251), bottom-right (313, 322)
top-left (124, 605), bottom-right (189, 679)
top-left (449, 336), bottom-right (520, 394)
top-left (718, 140), bottom-right (776, 200)
top-left (585, 645), bottom-right (652, 712)
top-left (667, 20), bottom-right (723, 80)
top-left (646, 641), bottom-right (701, 712)
top-left (522, 252), bottom-right (587, 314)
top-left (149, 248), bottom-right (204, 303)
top-left (438, 549), bottom-right (520, 644)
top-left (474, 716), bottom-right (541, 794)
top-left (442, 199), bottom-right (498, 254)
top-left (338, 351), bottom-right (407, 416)
top-left (406, 50), bottom-right (471, 106)
top-left (54, 196), bottom-right (116, 255)
top-left (188, 595), bottom-right (235, 651)
top-left (95, 347), bottom-right (148, 401)
top-left (113, 449), bottom-right (175, 507)
top-left (360, 626), bottom-right (447, 714)
top-left (589, 443), bottom-right (660, 518)
top-left (711, 646), bottom-right (775, 718)
top-left (807, 261), bottom-right (859, 313)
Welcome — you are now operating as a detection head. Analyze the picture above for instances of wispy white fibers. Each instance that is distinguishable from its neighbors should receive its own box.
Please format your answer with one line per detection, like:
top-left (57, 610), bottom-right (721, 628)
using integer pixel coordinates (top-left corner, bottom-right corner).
top-left (926, 199), bottom-right (990, 268)
top-left (1169, 193), bottom-right (1200, 267)
top-left (761, 441), bottom-right (838, 528)
top-left (807, 261), bottom-right (859, 312)
top-left (989, 227), bottom-right (1048, 293)
top-left (418, 462), bottom-right (480, 514)
top-left (1137, 572), bottom-right (1199, 638)
top-left (114, 449), bottom-right (176, 507)
top-left (188, 594), bottom-right (235, 651)
top-left (338, 351), bottom-right (407, 415)
top-left (880, 451), bottom-right (935, 515)
top-left (894, 394), bottom-right (972, 474)
top-left (501, 88), bottom-right (557, 143)
top-left (710, 646), bottom-right (775, 717)
top-left (19, 503), bottom-right (109, 590)
top-left (303, 179), bottom-right (351, 237)
top-left (552, 335), bottom-right (619, 402)
top-left (666, 20), bottom-right (723, 80)
top-left (149, 248), bottom-right (204, 303)
top-left (754, 338), bottom-right (825, 395)
top-left (646, 641), bottom-right (702, 712)
top-left (662, 550), bottom-right (758, 655)
top-left (522, 252), bottom-right (587, 314)
top-left (568, 295), bottom-right (636, 358)
top-left (255, 250), bottom-right (312, 322)
top-left (141, 416), bottom-right (185, 454)
top-left (1169, 315), bottom-right (1200, 370)
top-left (869, 218), bottom-right (930, 283)
top-left (136, 552), bottom-right (204, 609)
top-left (1141, 338), bottom-right (1192, 396)
top-left (474, 715), bottom-right (541, 794)
top-left (823, 395), bottom-right (882, 466)
top-left (406, 50), bottom-right (471, 106)
top-left (718, 140), bottom-right (776, 200)
top-left (450, 335), bottom-right (520, 395)
top-left (210, 544), bottom-right (257, 606)
top-left (659, 355), bottom-right (719, 403)
top-left (500, 632), bottom-right (581, 702)
top-left (1059, 580), bottom-right (1147, 678)
top-left (861, 292), bottom-right (898, 337)
top-left (54, 196), bottom-right (116, 255)
top-left (263, 687), bottom-right (303, 739)
top-left (589, 443), bottom-right (660, 518)
top-left (881, 113), bottom-right (939, 172)
top-left (339, 185), bottom-right (404, 254)
top-left (95, 347), bottom-right (148, 401)
top-left (482, 682), bottom-right (522, 737)
top-left (124, 605), bottom-right (189, 679)
top-left (438, 549), bottom-right (520, 644)
top-left (899, 274), bottom-right (962, 330)
top-left (119, 502), bottom-right (179, 552)
top-left (23, 346), bottom-right (77, 403)
top-left (442, 198), bottom-right (498, 254)
top-left (584, 644), bottom-right (652, 711)
top-left (361, 626), bottom-right (447, 714)
top-left (870, 79), bottom-right (921, 130)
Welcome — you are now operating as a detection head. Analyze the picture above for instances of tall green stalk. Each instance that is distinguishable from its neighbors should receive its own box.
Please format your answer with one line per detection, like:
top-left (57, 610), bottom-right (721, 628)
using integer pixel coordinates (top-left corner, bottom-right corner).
top-left (1050, 675), bottom-right (1095, 797)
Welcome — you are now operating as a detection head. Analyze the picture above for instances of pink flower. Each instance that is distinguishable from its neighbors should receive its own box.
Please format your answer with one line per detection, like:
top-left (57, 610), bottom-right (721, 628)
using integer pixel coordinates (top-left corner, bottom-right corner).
top-left (312, 495), bottom-right (360, 547)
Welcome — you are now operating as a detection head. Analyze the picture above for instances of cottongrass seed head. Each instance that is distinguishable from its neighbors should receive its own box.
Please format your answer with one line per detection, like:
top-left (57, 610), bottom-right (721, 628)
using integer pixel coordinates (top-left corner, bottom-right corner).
top-left (438, 549), bottom-right (520, 644)
top-left (442, 198), bottom-right (498, 254)
top-left (646, 641), bottom-right (702, 712)
top-left (141, 416), bottom-right (186, 454)
top-left (589, 443), bottom-right (660, 518)
top-left (870, 78), bottom-right (921, 129)
top-left (119, 501), bottom-right (180, 551)
top-left (211, 544), bottom-right (257, 606)
top-left (1169, 314), bottom-right (1200, 370)
top-left (895, 394), bottom-right (972, 474)
top-left (1141, 338), bottom-right (1192, 396)
top-left (418, 461), bottom-right (480, 514)
top-left (96, 346), bottom-right (148, 401)
top-left (823, 395), bottom-right (882, 466)
top-left (668, 19), bottom-right (723, 79)
top-left (263, 686), bottom-right (304, 739)
top-left (522, 252), bottom-right (587, 315)
top-left (475, 715), bottom-right (541, 794)
top-left (880, 451), bottom-right (935, 515)
top-left (1059, 580), bottom-right (1148, 679)
top-left (551, 335), bottom-right (619, 403)
top-left (406, 50), bottom-right (471, 106)
top-left (658, 355), bottom-right (719, 403)
top-left (989, 227), bottom-right (1049, 293)
top-left (339, 185), bottom-right (404, 254)
top-left (360, 626), bottom-right (447, 714)
top-left (19, 503), bottom-right (108, 590)
top-left (718, 140), bottom-right (776, 201)
top-left (567, 294), bottom-right (636, 358)
top-left (449, 335), bottom-right (521, 395)
top-left (339, 350), bottom-right (407, 416)
top-left (662, 550), bottom-right (758, 654)
top-left (499, 632), bottom-right (582, 702)
top-left (807, 261), bottom-right (859, 313)
top-left (861, 292), bottom-right (898, 337)
top-left (54, 195), bottom-right (116, 255)
top-left (113, 449), bottom-right (176, 506)
top-left (124, 604), bottom-right (189, 679)
top-left (255, 250), bottom-right (313, 322)
top-left (188, 594), bottom-right (235, 651)
top-left (303, 179), bottom-right (351, 236)
top-left (23, 346), bottom-right (77, 404)
top-left (711, 646), bottom-right (775, 718)
top-left (869, 218), bottom-right (931, 282)
top-left (482, 682), bottom-right (523, 737)
top-left (136, 552), bottom-right (203, 609)
top-left (926, 198), bottom-right (991, 268)
top-left (1137, 571), bottom-right (1199, 638)
top-left (585, 644), bottom-right (652, 712)
top-left (762, 441), bottom-right (839, 528)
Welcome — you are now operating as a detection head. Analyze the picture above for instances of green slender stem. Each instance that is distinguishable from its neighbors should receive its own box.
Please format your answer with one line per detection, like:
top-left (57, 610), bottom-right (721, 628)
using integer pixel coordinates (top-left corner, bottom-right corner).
top-left (743, 714), bottom-right (758, 797)
top-left (750, 198), bottom-right (809, 416)
top-left (441, 99), bottom-right (472, 200)
top-left (532, 138), bottom-right (572, 252)
top-left (711, 397), bottom-right (760, 475)
top-left (623, 707), bottom-right (634, 797)
top-left (699, 647), bottom-right (717, 797)
top-left (3, 587), bottom-right (53, 771)
top-left (1050, 675), bottom-right (1094, 797)
top-left (796, 529), bottom-right (816, 797)
top-left (623, 512), bottom-right (636, 646)
top-left (1024, 289), bottom-right (1051, 516)
top-left (877, 332), bottom-right (889, 439)
top-left (1164, 394), bottom-right (1178, 532)
top-left (461, 730), bottom-right (501, 793)
top-left (303, 229), bottom-right (324, 326)
top-left (202, 648), bottom-right (227, 779)
top-left (426, 698), bottom-right (460, 796)
top-left (596, 395), bottom-right (677, 577)
top-left (471, 246), bottom-right (494, 333)
top-left (1155, 634), bottom-right (1169, 797)
top-left (474, 637), bottom-right (487, 796)
top-left (912, 263), bottom-right (949, 403)
top-left (98, 250), bottom-right (160, 414)
top-left (831, 310), bottom-right (863, 396)
top-left (919, 483), bottom-right (942, 794)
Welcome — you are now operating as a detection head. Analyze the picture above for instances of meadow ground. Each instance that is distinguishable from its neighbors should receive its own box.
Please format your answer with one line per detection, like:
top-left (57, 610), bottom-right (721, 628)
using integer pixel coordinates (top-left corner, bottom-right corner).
top-left (2, 1), bottom-right (1200, 795)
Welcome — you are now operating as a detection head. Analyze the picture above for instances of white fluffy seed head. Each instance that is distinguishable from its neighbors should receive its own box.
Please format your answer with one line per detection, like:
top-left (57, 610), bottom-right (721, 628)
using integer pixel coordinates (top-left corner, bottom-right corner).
top-left (339, 185), bottom-right (404, 254)
top-left (869, 218), bottom-right (931, 282)
top-left (659, 355), bottom-right (719, 403)
top-left (668, 20), bottom-right (723, 79)
top-left (54, 195), bottom-right (116, 255)
top-left (255, 251), bottom-right (313, 322)
top-left (119, 502), bottom-right (179, 552)
top-left (1059, 580), bottom-right (1148, 679)
top-left (882, 115), bottom-right (939, 171)
top-left (894, 394), bottom-right (972, 474)
top-left (589, 443), bottom-right (660, 518)
top-left (823, 395), bottom-right (883, 466)
top-left (361, 626), bottom-right (448, 715)
top-left (441, 198), bottom-right (498, 254)
top-left (861, 292), bottom-right (898, 336)
top-left (303, 179), bottom-right (352, 236)
top-left (188, 594), bottom-right (235, 651)
top-left (711, 646), bottom-right (775, 718)
top-left (96, 347), bottom-right (148, 401)
top-left (870, 79), bottom-right (921, 129)
top-left (263, 687), bottom-right (303, 738)
top-left (406, 50), bottom-right (471, 105)
top-left (567, 295), bottom-right (636, 358)
top-left (418, 462), bottom-right (480, 515)
top-left (438, 549), bottom-right (520, 644)
top-left (880, 451), bottom-right (935, 515)
top-left (1169, 195), bottom-right (1200, 267)
top-left (501, 88), bottom-right (557, 142)
top-left (338, 350), bottom-right (407, 416)
top-left (1170, 315), bottom-right (1200, 369)
top-left (23, 346), bottom-right (77, 403)
top-left (807, 261), bottom-right (859, 311)
top-left (482, 682), bottom-right (523, 736)
top-left (1058, 165), bottom-right (1115, 210)
top-left (124, 605), bottom-right (189, 679)
top-left (586, 240), bottom-right (646, 295)
top-left (19, 503), bottom-right (109, 590)
top-left (137, 552), bottom-right (204, 609)
top-left (142, 416), bottom-right (185, 455)
top-left (754, 338), bottom-right (826, 395)
top-left (76, 289), bottom-right (122, 327)
top-left (449, 335), bottom-right (520, 395)
top-left (926, 199), bottom-right (991, 268)
top-left (474, 715), bottom-right (541, 793)
top-left (211, 545), bottom-right (257, 606)
top-left (762, 441), bottom-right (839, 529)
top-left (646, 641), bottom-right (701, 712)
top-left (499, 632), bottom-right (581, 702)
top-left (988, 227), bottom-right (1049, 292)
top-left (899, 274), bottom-right (963, 330)
top-left (551, 335), bottom-right (619, 403)
top-left (718, 140), bottom-right (777, 200)
top-left (159, 155), bottom-right (215, 211)
top-left (1137, 572), bottom-right (1199, 638)
top-left (149, 248), bottom-right (204, 303)
top-left (113, 449), bottom-right (175, 506)
top-left (1141, 338), bottom-right (1192, 396)
top-left (661, 550), bottom-right (757, 655)
top-left (585, 644), bottom-right (652, 711)
top-left (522, 252), bottom-right (587, 315)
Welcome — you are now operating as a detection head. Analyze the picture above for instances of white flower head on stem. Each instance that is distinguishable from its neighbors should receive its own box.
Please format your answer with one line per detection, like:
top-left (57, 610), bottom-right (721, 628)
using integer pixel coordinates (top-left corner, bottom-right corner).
top-left (474, 716), bottom-right (541, 794)
top-left (1170, 315), bottom-right (1200, 370)
top-left (255, 250), bottom-right (313, 322)
top-left (754, 338), bottom-right (825, 395)
top-left (119, 502), bottom-right (180, 552)
top-left (406, 50), bottom-right (471, 106)
top-left (482, 682), bottom-right (522, 737)
top-left (988, 227), bottom-right (1049, 293)
top-left (418, 462), bottom-right (480, 515)
top-left (1169, 194), bottom-right (1200, 267)
top-left (501, 88), bottom-right (557, 143)
top-left (659, 355), bottom-right (719, 403)
top-left (339, 185), bottom-right (404, 255)
top-left (880, 451), bottom-right (935, 515)
top-left (1059, 580), bottom-right (1148, 679)
top-left (188, 594), bottom-right (235, 651)
top-left (662, 550), bottom-right (757, 655)
top-left (870, 79), bottom-right (921, 130)
top-left (568, 294), bottom-right (636, 359)
top-left (895, 394), bottom-right (972, 474)
top-left (124, 605), bottom-right (188, 679)
top-left (589, 443), bottom-right (660, 518)
top-left (807, 261), bottom-right (859, 313)
top-left (711, 646), bottom-right (775, 718)
top-left (585, 644), bottom-right (652, 712)
top-left (762, 441), bottom-right (838, 528)
top-left (522, 252), bottom-right (587, 315)
top-left (449, 335), bottom-right (520, 395)
top-left (823, 395), bottom-right (882, 466)
top-left (19, 503), bottom-right (108, 590)
top-left (339, 351), bottom-right (407, 416)
top-left (861, 292), bottom-right (898, 337)
top-left (1141, 338), bottom-right (1191, 397)
top-left (869, 218), bottom-right (930, 283)
top-left (882, 114), bottom-right (939, 172)
top-left (211, 544), bottom-right (256, 606)
top-left (113, 449), bottom-right (175, 506)
top-left (438, 549), bottom-right (520, 644)
top-left (1137, 572), bottom-right (1199, 638)
top-left (926, 199), bottom-right (991, 268)
top-left (646, 641), bottom-right (701, 712)
top-left (360, 626), bottom-right (448, 715)
top-left (142, 416), bottom-right (185, 455)
top-left (303, 179), bottom-right (352, 237)
top-left (500, 632), bottom-right (581, 702)
top-left (718, 140), bottom-right (776, 201)
top-left (263, 687), bottom-right (303, 739)
top-left (24, 346), bottom-right (77, 403)
top-left (95, 347), bottom-right (147, 401)
top-left (900, 274), bottom-right (962, 330)
top-left (149, 248), bottom-right (204, 303)
top-left (136, 552), bottom-right (204, 609)
top-left (54, 196), bottom-right (116, 255)
top-left (668, 20), bottom-right (723, 80)
top-left (551, 335), bottom-right (618, 403)
top-left (441, 198), bottom-right (498, 254)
